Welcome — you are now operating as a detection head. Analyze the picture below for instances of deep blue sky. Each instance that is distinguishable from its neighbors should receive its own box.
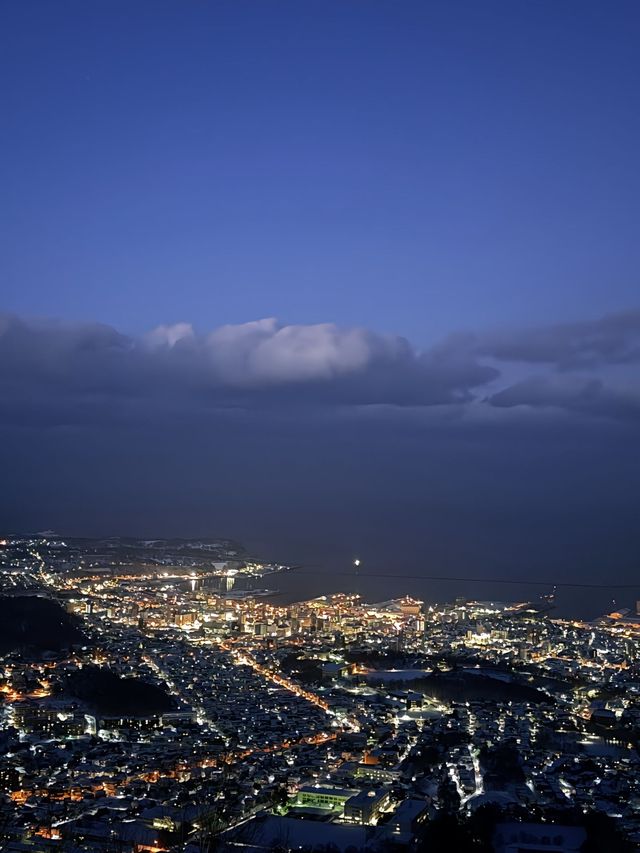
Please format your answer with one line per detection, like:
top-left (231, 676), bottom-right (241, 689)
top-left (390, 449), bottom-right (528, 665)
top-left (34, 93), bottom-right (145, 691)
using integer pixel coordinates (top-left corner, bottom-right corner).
top-left (2, 0), bottom-right (640, 343)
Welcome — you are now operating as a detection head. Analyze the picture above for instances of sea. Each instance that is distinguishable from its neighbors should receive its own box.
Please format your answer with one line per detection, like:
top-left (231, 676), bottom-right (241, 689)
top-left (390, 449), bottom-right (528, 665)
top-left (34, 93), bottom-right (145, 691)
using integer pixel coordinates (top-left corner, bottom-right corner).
top-left (270, 568), bottom-right (624, 622)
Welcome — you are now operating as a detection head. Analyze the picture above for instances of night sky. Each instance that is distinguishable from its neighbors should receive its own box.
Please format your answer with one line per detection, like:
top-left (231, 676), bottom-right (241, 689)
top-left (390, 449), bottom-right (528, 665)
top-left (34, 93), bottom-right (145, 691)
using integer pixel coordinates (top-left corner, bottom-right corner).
top-left (1, 1), bottom-right (639, 604)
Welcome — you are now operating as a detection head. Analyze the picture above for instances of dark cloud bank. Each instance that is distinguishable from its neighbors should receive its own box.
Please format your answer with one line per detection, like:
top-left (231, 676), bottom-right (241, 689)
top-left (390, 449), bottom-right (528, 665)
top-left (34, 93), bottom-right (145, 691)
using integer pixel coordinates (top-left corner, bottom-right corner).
top-left (1, 309), bottom-right (639, 612)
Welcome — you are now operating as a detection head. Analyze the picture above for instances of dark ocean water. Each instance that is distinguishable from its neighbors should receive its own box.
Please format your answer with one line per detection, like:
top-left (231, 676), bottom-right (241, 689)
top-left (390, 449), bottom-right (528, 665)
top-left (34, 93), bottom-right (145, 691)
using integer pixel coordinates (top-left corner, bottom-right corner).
top-left (265, 565), bottom-right (625, 621)
top-left (236, 524), bottom-right (640, 622)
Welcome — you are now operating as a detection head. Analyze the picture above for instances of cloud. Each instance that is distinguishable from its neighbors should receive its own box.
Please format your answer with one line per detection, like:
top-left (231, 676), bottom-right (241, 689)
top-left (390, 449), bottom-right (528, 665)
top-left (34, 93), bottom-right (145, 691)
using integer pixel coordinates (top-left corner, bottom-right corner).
top-left (1, 308), bottom-right (639, 428)
top-left (477, 308), bottom-right (640, 369)
top-left (0, 313), bottom-right (498, 426)
top-left (204, 318), bottom-right (391, 384)
top-left (145, 322), bottom-right (195, 349)
top-left (488, 375), bottom-right (640, 422)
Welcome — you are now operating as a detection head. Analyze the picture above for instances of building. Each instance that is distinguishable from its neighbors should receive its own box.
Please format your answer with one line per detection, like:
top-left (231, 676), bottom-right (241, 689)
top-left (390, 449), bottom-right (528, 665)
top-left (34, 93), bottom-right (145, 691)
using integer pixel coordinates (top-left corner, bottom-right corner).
top-left (11, 704), bottom-right (86, 738)
top-left (295, 785), bottom-right (353, 813)
top-left (344, 788), bottom-right (390, 824)
top-left (354, 763), bottom-right (400, 783)
top-left (387, 798), bottom-right (430, 838)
